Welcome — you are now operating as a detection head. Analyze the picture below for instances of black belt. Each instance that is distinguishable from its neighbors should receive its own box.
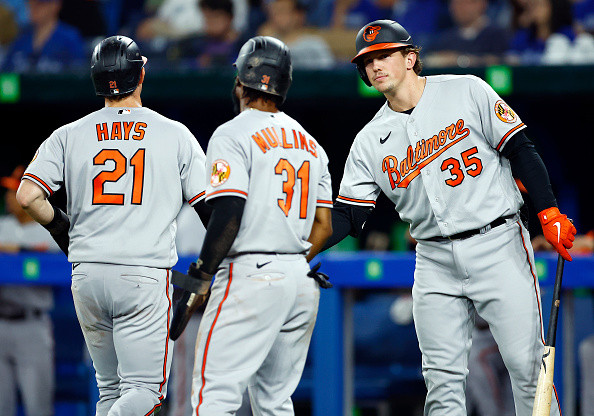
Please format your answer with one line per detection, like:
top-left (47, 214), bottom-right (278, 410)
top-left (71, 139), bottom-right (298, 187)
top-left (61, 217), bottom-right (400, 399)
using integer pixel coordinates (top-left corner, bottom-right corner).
top-left (425, 214), bottom-right (517, 242)
top-left (0, 309), bottom-right (43, 321)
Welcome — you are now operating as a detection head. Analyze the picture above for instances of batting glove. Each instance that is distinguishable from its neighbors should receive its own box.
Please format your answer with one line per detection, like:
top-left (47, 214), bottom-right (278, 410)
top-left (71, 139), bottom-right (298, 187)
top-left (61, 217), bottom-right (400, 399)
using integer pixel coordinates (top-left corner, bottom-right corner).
top-left (538, 207), bottom-right (577, 261)
top-left (308, 262), bottom-right (333, 289)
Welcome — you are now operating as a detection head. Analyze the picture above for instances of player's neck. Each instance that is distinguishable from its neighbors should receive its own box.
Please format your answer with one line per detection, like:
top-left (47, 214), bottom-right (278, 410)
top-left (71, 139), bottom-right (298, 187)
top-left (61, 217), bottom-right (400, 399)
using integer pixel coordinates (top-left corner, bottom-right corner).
top-left (104, 90), bottom-right (143, 108)
top-left (386, 75), bottom-right (426, 113)
top-left (242, 99), bottom-right (279, 113)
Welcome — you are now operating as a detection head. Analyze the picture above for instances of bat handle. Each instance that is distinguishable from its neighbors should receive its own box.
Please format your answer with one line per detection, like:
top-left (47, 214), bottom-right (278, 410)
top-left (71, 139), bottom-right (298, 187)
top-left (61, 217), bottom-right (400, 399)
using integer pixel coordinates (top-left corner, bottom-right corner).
top-left (546, 254), bottom-right (564, 347)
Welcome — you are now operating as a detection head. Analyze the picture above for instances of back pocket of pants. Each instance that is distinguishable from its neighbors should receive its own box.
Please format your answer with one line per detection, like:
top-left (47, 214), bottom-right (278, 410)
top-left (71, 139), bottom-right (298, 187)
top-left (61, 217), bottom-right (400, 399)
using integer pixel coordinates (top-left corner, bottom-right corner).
top-left (120, 274), bottom-right (159, 285)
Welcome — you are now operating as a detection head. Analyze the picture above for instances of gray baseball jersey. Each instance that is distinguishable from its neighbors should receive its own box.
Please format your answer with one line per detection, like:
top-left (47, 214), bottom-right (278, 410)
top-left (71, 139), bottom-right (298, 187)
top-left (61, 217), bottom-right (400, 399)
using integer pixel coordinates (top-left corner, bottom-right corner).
top-left (23, 107), bottom-right (206, 267)
top-left (204, 109), bottom-right (333, 254)
top-left (338, 75), bottom-right (524, 240)
top-left (338, 74), bottom-right (561, 416)
top-left (191, 109), bottom-right (331, 415)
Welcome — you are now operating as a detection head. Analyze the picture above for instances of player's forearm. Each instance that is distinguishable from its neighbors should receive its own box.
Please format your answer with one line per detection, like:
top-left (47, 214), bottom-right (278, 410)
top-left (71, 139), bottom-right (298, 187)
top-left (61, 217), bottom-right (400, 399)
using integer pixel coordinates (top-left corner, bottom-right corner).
top-left (502, 132), bottom-right (557, 212)
top-left (306, 208), bottom-right (332, 262)
top-left (16, 180), bottom-right (55, 225)
top-left (197, 196), bottom-right (245, 275)
top-left (321, 202), bottom-right (372, 252)
top-left (193, 200), bottom-right (213, 228)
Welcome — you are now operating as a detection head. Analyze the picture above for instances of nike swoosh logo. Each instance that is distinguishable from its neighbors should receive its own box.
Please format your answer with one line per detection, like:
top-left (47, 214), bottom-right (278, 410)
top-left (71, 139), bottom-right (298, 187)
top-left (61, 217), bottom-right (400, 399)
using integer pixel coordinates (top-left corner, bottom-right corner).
top-left (380, 132), bottom-right (391, 144)
top-left (72, 263), bottom-right (81, 270)
top-left (256, 261), bottom-right (271, 269)
top-left (553, 222), bottom-right (561, 243)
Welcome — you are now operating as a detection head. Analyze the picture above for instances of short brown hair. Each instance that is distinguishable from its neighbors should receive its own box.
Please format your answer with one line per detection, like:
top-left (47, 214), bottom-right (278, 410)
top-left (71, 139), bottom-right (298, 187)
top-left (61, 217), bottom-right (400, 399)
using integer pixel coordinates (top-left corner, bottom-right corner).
top-left (400, 46), bottom-right (423, 75)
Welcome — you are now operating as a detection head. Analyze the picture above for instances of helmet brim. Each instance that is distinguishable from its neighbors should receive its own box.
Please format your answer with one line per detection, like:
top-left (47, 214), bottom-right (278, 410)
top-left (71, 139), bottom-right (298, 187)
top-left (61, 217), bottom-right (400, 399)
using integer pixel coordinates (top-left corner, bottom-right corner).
top-left (351, 42), bottom-right (410, 63)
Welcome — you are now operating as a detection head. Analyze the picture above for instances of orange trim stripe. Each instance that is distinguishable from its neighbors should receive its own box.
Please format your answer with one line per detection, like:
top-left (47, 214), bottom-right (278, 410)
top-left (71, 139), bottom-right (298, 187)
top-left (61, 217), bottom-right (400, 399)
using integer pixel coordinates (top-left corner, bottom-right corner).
top-left (517, 221), bottom-right (546, 345)
top-left (317, 200), bottom-right (333, 205)
top-left (22, 173), bottom-right (54, 196)
top-left (553, 385), bottom-right (562, 416)
top-left (397, 134), bottom-right (468, 188)
top-left (206, 189), bottom-right (248, 198)
top-left (336, 195), bottom-right (376, 205)
top-left (144, 402), bottom-right (162, 416)
top-left (351, 42), bottom-right (410, 62)
top-left (189, 191), bottom-right (206, 204)
top-left (158, 270), bottom-right (172, 393)
top-left (197, 263), bottom-right (234, 416)
top-left (496, 123), bottom-right (525, 151)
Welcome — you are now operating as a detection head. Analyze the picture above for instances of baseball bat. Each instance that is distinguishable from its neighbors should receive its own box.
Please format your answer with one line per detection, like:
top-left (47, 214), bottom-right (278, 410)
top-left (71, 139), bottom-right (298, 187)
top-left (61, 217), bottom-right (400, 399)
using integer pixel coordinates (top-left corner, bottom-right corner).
top-left (532, 253), bottom-right (565, 416)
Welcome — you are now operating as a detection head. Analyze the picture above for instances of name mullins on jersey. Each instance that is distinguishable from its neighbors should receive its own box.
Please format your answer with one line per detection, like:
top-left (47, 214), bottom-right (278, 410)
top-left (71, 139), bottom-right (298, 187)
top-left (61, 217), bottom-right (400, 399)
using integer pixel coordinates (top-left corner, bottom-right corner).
top-left (382, 118), bottom-right (470, 189)
top-left (96, 122), bottom-right (147, 141)
top-left (252, 127), bottom-right (318, 158)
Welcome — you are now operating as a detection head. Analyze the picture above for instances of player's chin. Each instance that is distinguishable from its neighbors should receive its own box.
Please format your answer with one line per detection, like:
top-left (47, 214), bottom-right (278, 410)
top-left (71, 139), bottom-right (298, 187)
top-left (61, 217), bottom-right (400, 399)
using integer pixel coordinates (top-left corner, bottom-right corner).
top-left (372, 79), bottom-right (391, 93)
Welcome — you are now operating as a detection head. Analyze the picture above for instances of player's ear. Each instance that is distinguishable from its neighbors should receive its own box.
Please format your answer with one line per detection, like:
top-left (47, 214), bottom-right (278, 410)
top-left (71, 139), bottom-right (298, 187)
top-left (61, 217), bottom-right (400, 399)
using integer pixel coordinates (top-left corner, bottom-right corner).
top-left (138, 67), bottom-right (145, 86)
top-left (406, 52), bottom-right (416, 70)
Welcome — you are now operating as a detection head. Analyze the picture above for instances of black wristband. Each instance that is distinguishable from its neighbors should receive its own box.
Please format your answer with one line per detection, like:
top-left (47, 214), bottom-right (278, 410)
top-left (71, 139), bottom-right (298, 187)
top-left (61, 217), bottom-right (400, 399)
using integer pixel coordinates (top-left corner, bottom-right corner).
top-left (42, 205), bottom-right (70, 256)
top-left (43, 205), bottom-right (70, 235)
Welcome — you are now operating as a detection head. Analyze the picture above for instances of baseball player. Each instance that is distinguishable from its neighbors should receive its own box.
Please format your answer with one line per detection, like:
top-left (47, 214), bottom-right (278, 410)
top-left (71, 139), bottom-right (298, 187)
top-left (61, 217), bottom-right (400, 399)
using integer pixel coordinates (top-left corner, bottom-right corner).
top-left (308, 20), bottom-right (577, 416)
top-left (0, 166), bottom-right (60, 416)
top-left (15, 36), bottom-right (210, 416)
top-left (170, 36), bottom-right (333, 416)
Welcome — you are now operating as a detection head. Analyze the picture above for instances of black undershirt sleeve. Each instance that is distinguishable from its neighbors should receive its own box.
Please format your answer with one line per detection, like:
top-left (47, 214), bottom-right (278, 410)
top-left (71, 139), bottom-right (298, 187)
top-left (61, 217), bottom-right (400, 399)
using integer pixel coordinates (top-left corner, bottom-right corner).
top-left (500, 131), bottom-right (557, 212)
top-left (322, 202), bottom-right (373, 250)
top-left (193, 199), bottom-right (213, 228)
top-left (197, 196), bottom-right (246, 275)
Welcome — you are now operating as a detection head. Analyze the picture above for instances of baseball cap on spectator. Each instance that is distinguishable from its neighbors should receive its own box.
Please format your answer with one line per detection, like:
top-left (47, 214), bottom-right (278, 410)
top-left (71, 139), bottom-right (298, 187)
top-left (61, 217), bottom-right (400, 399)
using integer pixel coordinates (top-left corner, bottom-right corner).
top-left (0, 166), bottom-right (25, 191)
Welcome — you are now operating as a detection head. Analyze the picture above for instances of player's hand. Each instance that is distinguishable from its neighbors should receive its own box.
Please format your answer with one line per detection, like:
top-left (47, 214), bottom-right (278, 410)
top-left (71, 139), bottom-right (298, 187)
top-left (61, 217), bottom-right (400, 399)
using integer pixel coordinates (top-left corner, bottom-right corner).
top-left (308, 262), bottom-right (333, 289)
top-left (537, 207), bottom-right (577, 261)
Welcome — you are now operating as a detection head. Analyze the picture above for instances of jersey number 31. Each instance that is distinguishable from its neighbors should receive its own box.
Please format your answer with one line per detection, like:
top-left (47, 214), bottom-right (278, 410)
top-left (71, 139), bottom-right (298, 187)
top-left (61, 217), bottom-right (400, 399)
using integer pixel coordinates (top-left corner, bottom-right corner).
top-left (275, 159), bottom-right (310, 218)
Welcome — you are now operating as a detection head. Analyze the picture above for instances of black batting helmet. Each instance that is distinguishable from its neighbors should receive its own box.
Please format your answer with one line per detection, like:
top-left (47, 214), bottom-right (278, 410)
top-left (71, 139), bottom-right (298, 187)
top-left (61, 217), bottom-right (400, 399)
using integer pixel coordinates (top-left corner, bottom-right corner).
top-left (351, 20), bottom-right (414, 86)
top-left (234, 36), bottom-right (292, 103)
top-left (91, 36), bottom-right (144, 97)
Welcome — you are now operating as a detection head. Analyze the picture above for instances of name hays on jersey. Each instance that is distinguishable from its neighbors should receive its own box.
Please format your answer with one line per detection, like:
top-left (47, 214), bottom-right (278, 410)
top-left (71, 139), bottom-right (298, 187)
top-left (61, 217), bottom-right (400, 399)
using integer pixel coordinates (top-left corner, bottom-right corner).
top-left (382, 118), bottom-right (470, 189)
top-left (252, 127), bottom-right (318, 158)
top-left (96, 122), bottom-right (147, 141)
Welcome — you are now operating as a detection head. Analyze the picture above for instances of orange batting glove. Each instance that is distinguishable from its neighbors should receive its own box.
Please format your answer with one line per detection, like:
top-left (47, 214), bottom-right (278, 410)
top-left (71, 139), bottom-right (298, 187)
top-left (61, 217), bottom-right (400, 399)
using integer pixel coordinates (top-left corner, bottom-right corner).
top-left (537, 207), bottom-right (577, 261)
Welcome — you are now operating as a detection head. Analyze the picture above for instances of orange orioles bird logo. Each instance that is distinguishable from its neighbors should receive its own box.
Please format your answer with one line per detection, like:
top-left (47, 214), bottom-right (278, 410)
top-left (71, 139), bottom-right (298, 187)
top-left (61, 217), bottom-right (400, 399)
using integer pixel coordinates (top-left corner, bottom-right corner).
top-left (363, 26), bottom-right (382, 42)
top-left (210, 159), bottom-right (230, 187)
top-left (494, 100), bottom-right (517, 123)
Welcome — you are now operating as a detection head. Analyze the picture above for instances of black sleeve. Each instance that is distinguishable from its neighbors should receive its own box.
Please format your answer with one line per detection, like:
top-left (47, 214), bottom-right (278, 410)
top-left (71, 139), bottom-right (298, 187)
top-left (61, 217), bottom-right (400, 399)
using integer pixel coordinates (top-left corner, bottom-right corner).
top-left (42, 205), bottom-right (70, 255)
top-left (193, 199), bottom-right (212, 228)
top-left (322, 201), bottom-right (373, 250)
top-left (197, 196), bottom-right (246, 275)
top-left (500, 131), bottom-right (557, 212)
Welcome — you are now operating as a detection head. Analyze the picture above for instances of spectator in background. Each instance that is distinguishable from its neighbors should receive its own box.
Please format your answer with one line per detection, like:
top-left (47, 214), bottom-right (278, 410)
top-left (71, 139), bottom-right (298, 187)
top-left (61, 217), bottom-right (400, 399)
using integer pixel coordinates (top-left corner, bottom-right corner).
top-left (0, 0), bottom-right (29, 28)
top-left (331, 0), bottom-right (448, 46)
top-left (0, 166), bottom-right (60, 416)
top-left (1, 0), bottom-right (85, 73)
top-left (572, 0), bottom-right (594, 34)
top-left (58, 0), bottom-right (106, 39)
top-left (425, 0), bottom-right (511, 67)
top-left (135, 0), bottom-right (248, 56)
top-left (0, 3), bottom-right (18, 65)
top-left (258, 0), bottom-right (335, 69)
top-left (506, 0), bottom-right (583, 64)
top-left (167, 0), bottom-right (242, 69)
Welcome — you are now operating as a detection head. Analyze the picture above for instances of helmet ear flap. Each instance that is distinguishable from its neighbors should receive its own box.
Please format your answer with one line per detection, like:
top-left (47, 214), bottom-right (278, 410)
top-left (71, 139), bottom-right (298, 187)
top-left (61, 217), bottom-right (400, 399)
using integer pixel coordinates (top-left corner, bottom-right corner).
top-left (356, 62), bottom-right (371, 87)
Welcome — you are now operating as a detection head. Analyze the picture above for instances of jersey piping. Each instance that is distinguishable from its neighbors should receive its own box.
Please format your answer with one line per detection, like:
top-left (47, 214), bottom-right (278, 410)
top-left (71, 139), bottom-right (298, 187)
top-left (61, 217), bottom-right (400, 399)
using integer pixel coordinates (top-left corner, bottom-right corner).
top-left (206, 189), bottom-right (248, 200)
top-left (196, 263), bottom-right (234, 416)
top-left (22, 174), bottom-right (54, 196)
top-left (188, 191), bottom-right (206, 205)
top-left (496, 123), bottom-right (526, 151)
top-left (336, 195), bottom-right (376, 207)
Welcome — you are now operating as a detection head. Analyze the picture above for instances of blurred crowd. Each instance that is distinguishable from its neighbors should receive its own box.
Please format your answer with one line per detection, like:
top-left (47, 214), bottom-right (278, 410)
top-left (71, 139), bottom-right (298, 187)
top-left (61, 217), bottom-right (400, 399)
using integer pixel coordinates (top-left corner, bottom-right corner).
top-left (1, 0), bottom-right (594, 74)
